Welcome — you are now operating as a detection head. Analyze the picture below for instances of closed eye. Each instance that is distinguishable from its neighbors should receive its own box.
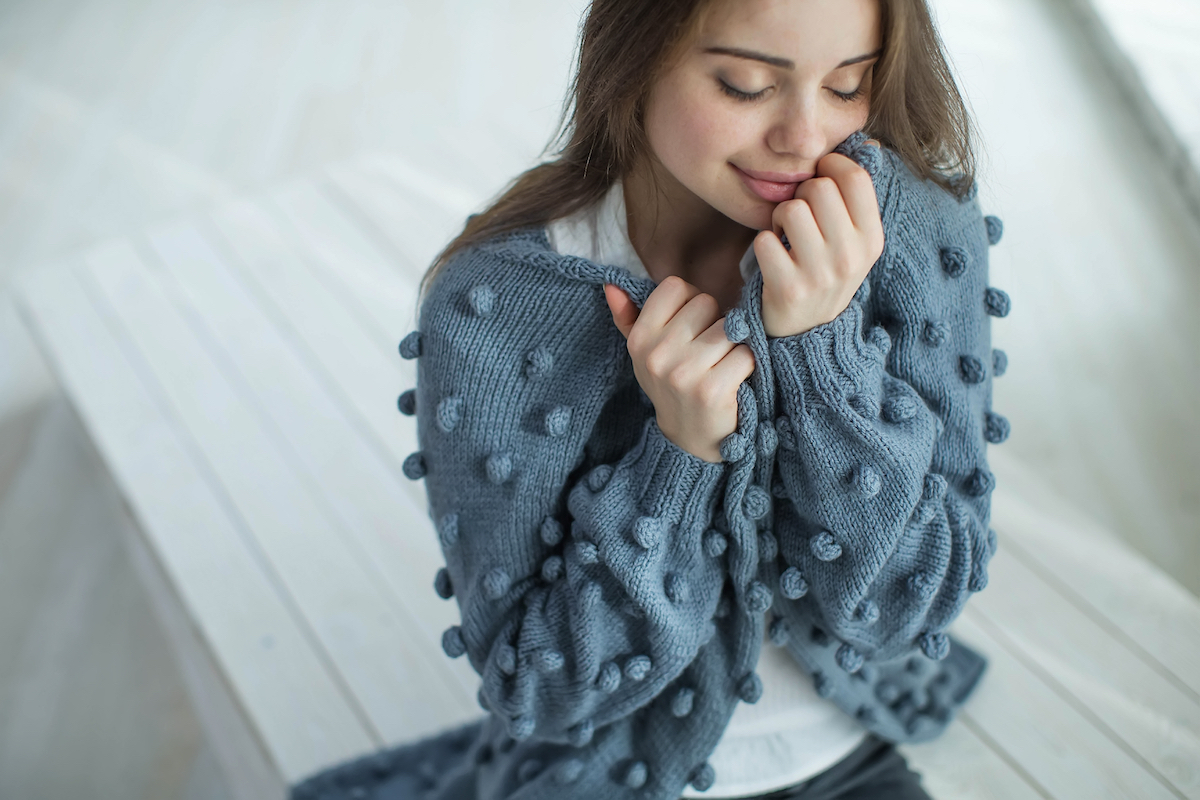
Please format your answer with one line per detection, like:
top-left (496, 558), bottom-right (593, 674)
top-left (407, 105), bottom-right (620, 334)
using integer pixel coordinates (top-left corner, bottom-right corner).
top-left (718, 79), bottom-right (769, 102)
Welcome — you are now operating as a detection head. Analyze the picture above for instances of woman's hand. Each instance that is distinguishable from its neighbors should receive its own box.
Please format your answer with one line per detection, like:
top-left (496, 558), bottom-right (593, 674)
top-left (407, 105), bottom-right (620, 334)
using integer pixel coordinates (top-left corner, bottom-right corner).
top-left (754, 145), bottom-right (884, 339)
top-left (604, 276), bottom-right (755, 463)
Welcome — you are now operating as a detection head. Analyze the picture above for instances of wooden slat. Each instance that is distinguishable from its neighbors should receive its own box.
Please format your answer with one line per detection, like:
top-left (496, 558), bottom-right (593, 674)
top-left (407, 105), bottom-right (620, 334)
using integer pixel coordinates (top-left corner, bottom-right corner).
top-left (81, 239), bottom-right (470, 746)
top-left (972, 540), bottom-right (1200, 797)
top-left (15, 261), bottom-right (374, 784)
top-left (951, 610), bottom-right (1181, 799)
top-left (145, 218), bottom-right (480, 706)
top-left (990, 449), bottom-right (1200, 701)
top-left (900, 719), bottom-right (1049, 799)
top-left (208, 197), bottom-right (423, 513)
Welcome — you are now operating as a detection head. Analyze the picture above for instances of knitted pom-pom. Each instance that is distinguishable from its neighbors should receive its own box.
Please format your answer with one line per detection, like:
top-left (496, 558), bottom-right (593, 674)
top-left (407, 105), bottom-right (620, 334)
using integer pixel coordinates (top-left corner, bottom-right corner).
top-left (437, 513), bottom-right (459, 549)
top-left (689, 762), bottom-right (716, 792)
top-left (881, 394), bottom-right (919, 423)
top-left (625, 655), bottom-right (652, 681)
top-left (836, 643), bottom-right (865, 673)
top-left (485, 452), bottom-right (512, 484)
top-left (758, 531), bottom-right (778, 562)
top-left (597, 661), bottom-right (621, 693)
top-left (813, 671), bottom-right (834, 698)
top-left (580, 580), bottom-right (602, 611)
top-left (434, 567), bottom-right (454, 599)
top-left (496, 644), bottom-right (517, 675)
top-left (922, 319), bottom-right (949, 348)
top-left (397, 389), bottom-right (416, 416)
top-left (468, 285), bottom-right (495, 317)
top-left (703, 529), bottom-right (728, 557)
top-left (940, 246), bottom-right (969, 278)
top-left (482, 568), bottom-right (510, 600)
top-left (719, 431), bottom-right (748, 462)
top-left (586, 464), bottom-right (614, 492)
top-left (524, 346), bottom-right (553, 378)
top-left (671, 687), bottom-right (695, 718)
top-left (511, 715), bottom-right (535, 740)
top-left (442, 626), bottom-right (466, 658)
top-left (853, 464), bottom-right (882, 498)
top-left (919, 631), bottom-right (951, 660)
top-left (984, 215), bottom-right (1004, 245)
top-left (768, 614), bottom-right (791, 645)
top-left (537, 650), bottom-right (564, 673)
top-left (984, 287), bottom-right (1011, 317)
top-left (436, 396), bottom-right (462, 433)
top-left (811, 626), bottom-right (831, 646)
top-left (665, 572), bottom-right (691, 604)
top-left (923, 473), bottom-right (947, 502)
top-left (541, 555), bottom-right (564, 583)
top-left (746, 580), bottom-right (773, 613)
top-left (738, 671), bottom-right (763, 704)
top-left (984, 411), bottom-right (1011, 444)
top-left (969, 565), bottom-right (989, 592)
top-left (540, 516), bottom-right (563, 546)
top-left (554, 759), bottom-right (584, 784)
top-left (568, 719), bottom-right (594, 747)
top-left (757, 424), bottom-right (778, 457)
top-left (743, 485), bottom-right (771, 519)
top-left (876, 681), bottom-right (901, 704)
top-left (517, 759), bottom-right (541, 784)
top-left (574, 541), bottom-right (599, 564)
top-left (775, 416), bottom-right (798, 450)
top-left (855, 599), bottom-right (880, 624)
top-left (993, 348), bottom-right (1008, 377)
top-left (545, 405), bottom-right (572, 437)
top-left (811, 531), bottom-right (842, 561)
top-left (724, 308), bottom-right (750, 343)
top-left (967, 467), bottom-right (995, 496)
top-left (633, 516), bottom-right (662, 548)
top-left (959, 354), bottom-right (986, 384)
top-left (908, 571), bottom-right (938, 600)
top-left (868, 324), bottom-right (891, 357)
top-left (399, 330), bottom-right (421, 359)
top-left (780, 566), bottom-right (809, 599)
top-left (847, 393), bottom-right (878, 419)
top-left (402, 451), bottom-right (427, 480)
top-left (624, 761), bottom-right (648, 789)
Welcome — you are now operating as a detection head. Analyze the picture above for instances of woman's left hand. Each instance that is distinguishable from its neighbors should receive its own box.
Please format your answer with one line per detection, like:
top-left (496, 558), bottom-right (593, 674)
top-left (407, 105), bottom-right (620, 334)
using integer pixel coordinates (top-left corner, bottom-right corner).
top-left (753, 144), bottom-right (885, 339)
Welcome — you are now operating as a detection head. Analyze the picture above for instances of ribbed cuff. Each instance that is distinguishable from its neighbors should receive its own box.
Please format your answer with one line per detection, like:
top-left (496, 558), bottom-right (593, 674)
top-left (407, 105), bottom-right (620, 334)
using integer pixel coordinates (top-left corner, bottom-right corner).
top-left (631, 417), bottom-right (727, 526)
top-left (767, 302), bottom-right (882, 416)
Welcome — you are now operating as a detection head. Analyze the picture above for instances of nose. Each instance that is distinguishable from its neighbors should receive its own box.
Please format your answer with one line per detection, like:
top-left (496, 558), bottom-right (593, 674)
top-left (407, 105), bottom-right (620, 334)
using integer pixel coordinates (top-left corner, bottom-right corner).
top-left (766, 94), bottom-right (827, 162)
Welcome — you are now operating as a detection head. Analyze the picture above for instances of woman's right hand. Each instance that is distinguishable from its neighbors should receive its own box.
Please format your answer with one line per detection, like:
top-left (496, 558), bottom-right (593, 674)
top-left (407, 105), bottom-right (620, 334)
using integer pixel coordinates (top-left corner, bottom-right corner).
top-left (604, 276), bottom-right (756, 463)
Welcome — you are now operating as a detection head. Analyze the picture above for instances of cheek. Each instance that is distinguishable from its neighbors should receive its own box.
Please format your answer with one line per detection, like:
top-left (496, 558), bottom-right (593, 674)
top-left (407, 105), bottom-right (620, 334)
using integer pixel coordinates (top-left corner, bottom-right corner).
top-left (646, 81), bottom-right (742, 182)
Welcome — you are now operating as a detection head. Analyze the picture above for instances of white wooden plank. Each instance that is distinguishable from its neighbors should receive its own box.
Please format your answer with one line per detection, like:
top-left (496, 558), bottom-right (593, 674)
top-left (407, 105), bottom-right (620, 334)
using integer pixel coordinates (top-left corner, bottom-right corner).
top-left (991, 448), bottom-right (1200, 701)
top-left (972, 541), bottom-right (1200, 797)
top-left (900, 719), bottom-right (1048, 800)
top-left (951, 609), bottom-right (1181, 799)
top-left (145, 218), bottom-right (480, 706)
top-left (269, 179), bottom-right (419, 343)
top-left (208, 197), bottom-right (424, 512)
top-left (81, 239), bottom-right (472, 746)
top-left (14, 261), bottom-right (374, 784)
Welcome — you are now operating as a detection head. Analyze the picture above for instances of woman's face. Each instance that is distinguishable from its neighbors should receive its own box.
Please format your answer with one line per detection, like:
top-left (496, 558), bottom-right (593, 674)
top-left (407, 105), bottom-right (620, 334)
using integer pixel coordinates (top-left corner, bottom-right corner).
top-left (642, 0), bottom-right (882, 232)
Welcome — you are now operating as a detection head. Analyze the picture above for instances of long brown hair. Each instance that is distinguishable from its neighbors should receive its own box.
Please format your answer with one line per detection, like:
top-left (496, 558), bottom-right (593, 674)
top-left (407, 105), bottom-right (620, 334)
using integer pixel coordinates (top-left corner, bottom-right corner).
top-left (420, 0), bottom-right (975, 301)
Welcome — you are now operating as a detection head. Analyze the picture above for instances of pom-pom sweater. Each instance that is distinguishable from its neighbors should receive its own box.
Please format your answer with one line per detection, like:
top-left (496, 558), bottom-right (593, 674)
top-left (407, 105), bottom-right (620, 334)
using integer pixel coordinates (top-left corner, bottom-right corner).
top-left (290, 131), bottom-right (1009, 800)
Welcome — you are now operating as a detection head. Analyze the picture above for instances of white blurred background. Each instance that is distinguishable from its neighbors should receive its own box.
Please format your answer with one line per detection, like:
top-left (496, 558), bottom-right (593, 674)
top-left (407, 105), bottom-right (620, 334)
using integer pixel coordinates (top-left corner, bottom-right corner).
top-left (0, 0), bottom-right (1197, 797)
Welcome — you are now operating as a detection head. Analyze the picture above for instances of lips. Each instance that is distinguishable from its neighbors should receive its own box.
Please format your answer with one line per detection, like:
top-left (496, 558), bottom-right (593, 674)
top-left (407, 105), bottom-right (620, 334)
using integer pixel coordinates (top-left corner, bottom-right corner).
top-left (733, 164), bottom-right (814, 203)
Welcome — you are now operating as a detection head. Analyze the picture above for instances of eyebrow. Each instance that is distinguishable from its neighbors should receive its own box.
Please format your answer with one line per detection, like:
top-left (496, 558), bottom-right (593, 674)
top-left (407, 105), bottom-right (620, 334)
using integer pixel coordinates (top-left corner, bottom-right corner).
top-left (704, 46), bottom-right (882, 70)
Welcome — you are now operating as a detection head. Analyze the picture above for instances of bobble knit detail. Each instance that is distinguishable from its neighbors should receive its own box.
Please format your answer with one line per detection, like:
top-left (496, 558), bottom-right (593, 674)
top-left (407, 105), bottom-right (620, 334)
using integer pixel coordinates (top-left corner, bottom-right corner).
top-left (437, 513), bottom-right (458, 548)
top-left (468, 285), bottom-right (495, 317)
top-left (568, 719), bottom-right (594, 747)
top-left (923, 320), bottom-right (949, 347)
top-left (959, 355), bottom-right (986, 384)
top-left (984, 411), bottom-right (1011, 443)
top-left (397, 388), bottom-right (416, 416)
top-left (433, 567), bottom-right (453, 599)
top-left (984, 215), bottom-right (1004, 245)
top-left (743, 485), bottom-right (771, 519)
top-left (597, 662), bottom-right (621, 693)
top-left (984, 287), bottom-right (1011, 317)
top-left (967, 467), bottom-right (996, 497)
top-left (545, 405), bottom-right (572, 437)
top-left (540, 516), bottom-right (563, 546)
top-left (690, 762), bottom-right (717, 791)
top-left (993, 349), bottom-right (1008, 376)
top-left (746, 580), bottom-right (773, 613)
top-left (919, 631), bottom-right (951, 661)
top-left (758, 531), bottom-right (778, 562)
top-left (485, 452), bottom-right (512, 484)
top-left (671, 687), bottom-right (696, 718)
top-left (624, 762), bottom-right (648, 789)
top-left (555, 759), bottom-right (584, 784)
top-left (811, 531), bottom-right (843, 561)
top-left (720, 431), bottom-right (748, 462)
top-left (586, 464), bottom-right (614, 492)
top-left (435, 396), bottom-right (462, 433)
top-left (768, 614), bottom-right (791, 645)
top-left (854, 464), bottom-right (882, 498)
top-left (856, 599), bottom-right (881, 624)
top-left (940, 246), bottom-right (969, 278)
top-left (399, 330), bottom-right (421, 359)
top-left (780, 567), bottom-right (809, 599)
top-left (703, 530), bottom-right (728, 557)
top-left (496, 645), bottom-right (517, 675)
top-left (524, 346), bottom-right (553, 378)
top-left (724, 308), bottom-right (750, 342)
top-left (633, 516), bottom-right (662, 548)
top-left (665, 572), bottom-right (691, 604)
top-left (624, 655), bottom-right (652, 681)
top-left (738, 672), bottom-right (763, 704)
top-left (881, 395), bottom-right (919, 422)
top-left (441, 626), bottom-right (466, 658)
top-left (402, 451), bottom-right (426, 480)
top-left (837, 643), bottom-right (865, 673)
top-left (541, 555), bottom-right (564, 583)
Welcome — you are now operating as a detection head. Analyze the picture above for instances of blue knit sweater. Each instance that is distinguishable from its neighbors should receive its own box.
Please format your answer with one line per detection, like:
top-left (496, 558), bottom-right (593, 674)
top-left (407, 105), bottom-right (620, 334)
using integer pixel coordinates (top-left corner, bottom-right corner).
top-left (291, 132), bottom-right (1008, 800)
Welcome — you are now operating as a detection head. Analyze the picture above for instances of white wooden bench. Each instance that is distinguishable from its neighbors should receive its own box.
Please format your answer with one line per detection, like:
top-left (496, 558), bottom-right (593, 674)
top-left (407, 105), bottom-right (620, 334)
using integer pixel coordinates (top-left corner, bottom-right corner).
top-left (15, 143), bottom-right (1200, 800)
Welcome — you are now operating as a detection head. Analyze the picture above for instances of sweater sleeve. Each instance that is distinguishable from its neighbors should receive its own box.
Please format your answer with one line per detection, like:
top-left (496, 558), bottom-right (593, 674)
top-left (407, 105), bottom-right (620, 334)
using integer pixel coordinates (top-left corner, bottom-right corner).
top-left (764, 172), bottom-right (1004, 667)
top-left (404, 247), bottom-right (728, 748)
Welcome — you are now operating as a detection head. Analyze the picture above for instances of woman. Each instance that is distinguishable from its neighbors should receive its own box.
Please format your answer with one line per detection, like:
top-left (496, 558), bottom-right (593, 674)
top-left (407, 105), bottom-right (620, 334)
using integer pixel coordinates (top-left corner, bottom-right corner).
top-left (293, 0), bottom-right (1009, 798)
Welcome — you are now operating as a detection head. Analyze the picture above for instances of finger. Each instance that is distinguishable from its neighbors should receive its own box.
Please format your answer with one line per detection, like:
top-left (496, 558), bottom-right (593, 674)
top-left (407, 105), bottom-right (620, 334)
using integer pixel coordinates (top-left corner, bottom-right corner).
top-left (634, 274), bottom-right (701, 337)
top-left (794, 175), bottom-right (853, 246)
top-left (710, 342), bottom-right (757, 388)
top-left (753, 228), bottom-right (795, 291)
top-left (660, 291), bottom-right (722, 348)
top-left (604, 283), bottom-right (638, 339)
top-left (685, 315), bottom-right (740, 371)
top-left (815, 152), bottom-right (879, 235)
top-left (772, 198), bottom-right (824, 268)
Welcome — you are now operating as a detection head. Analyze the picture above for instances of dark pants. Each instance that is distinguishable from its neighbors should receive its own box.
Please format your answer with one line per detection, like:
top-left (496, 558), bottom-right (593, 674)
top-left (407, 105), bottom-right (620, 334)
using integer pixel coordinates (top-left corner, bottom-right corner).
top-left (704, 734), bottom-right (932, 800)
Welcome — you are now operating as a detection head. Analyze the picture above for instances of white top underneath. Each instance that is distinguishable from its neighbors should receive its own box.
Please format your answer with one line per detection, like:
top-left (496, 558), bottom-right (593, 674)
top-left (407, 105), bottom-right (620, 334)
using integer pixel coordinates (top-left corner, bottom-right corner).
top-left (546, 181), bottom-right (870, 799)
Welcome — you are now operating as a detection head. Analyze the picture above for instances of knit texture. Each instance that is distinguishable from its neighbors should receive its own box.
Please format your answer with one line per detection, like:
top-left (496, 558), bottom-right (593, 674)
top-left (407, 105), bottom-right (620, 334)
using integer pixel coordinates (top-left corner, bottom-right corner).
top-left (291, 131), bottom-right (1005, 800)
